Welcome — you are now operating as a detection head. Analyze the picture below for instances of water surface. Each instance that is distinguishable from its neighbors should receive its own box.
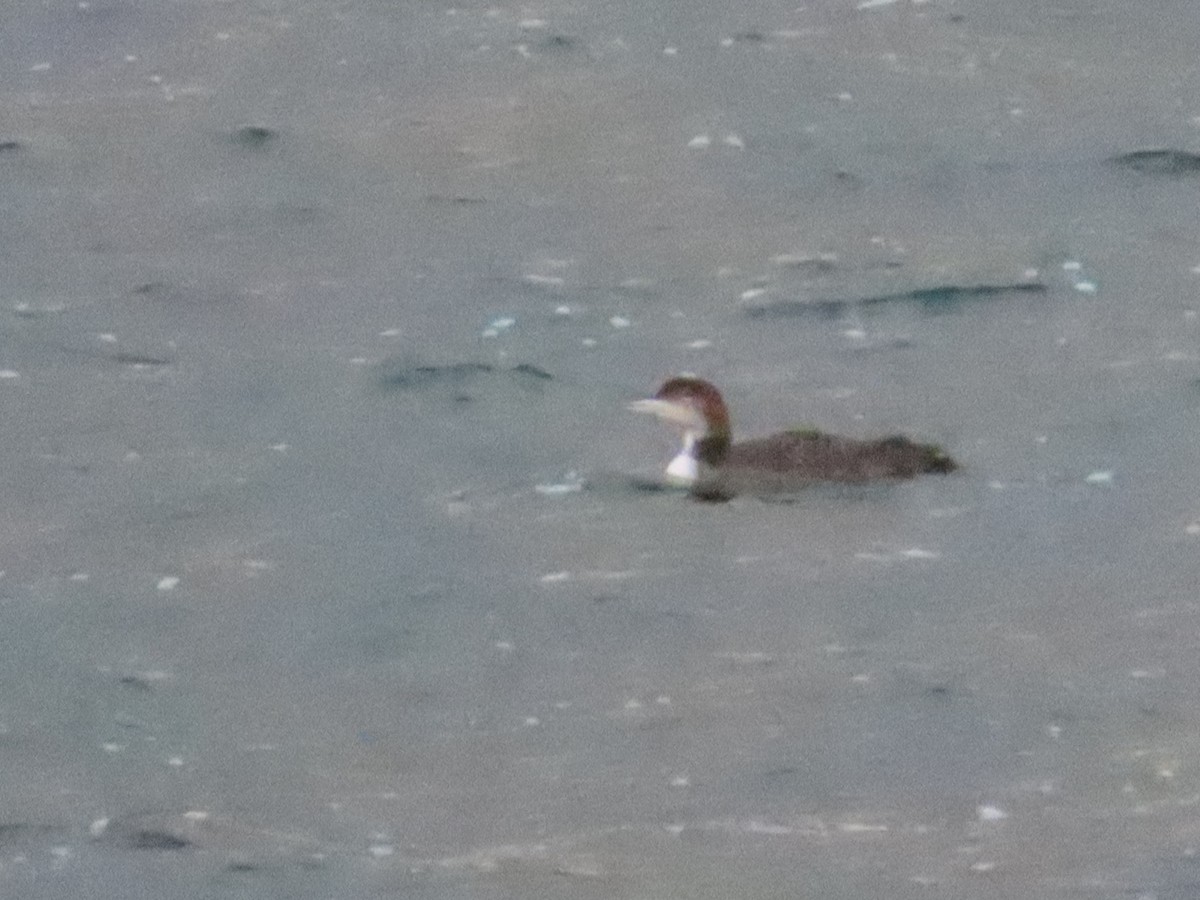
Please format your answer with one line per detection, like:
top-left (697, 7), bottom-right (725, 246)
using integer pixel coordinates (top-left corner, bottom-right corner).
top-left (3, 0), bottom-right (1200, 897)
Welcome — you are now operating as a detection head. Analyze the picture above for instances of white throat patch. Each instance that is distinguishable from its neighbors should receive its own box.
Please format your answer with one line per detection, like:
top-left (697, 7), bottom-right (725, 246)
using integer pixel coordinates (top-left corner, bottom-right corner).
top-left (664, 432), bottom-right (700, 486)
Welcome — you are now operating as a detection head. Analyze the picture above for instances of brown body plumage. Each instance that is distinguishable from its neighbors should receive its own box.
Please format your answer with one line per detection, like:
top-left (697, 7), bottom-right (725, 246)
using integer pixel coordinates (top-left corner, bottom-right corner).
top-left (629, 377), bottom-right (957, 499)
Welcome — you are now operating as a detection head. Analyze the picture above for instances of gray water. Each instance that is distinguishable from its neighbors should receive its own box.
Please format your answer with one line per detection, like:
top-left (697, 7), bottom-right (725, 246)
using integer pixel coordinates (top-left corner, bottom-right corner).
top-left (3, 0), bottom-right (1200, 897)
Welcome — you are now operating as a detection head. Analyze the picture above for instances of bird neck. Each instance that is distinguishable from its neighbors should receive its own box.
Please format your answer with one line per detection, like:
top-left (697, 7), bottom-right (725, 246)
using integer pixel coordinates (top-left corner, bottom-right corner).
top-left (696, 430), bottom-right (730, 466)
top-left (681, 424), bottom-right (731, 471)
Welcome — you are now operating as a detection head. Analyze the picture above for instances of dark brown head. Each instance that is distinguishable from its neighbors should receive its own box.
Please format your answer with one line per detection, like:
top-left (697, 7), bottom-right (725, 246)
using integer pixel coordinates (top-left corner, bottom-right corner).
top-left (629, 377), bottom-right (733, 480)
top-left (653, 377), bottom-right (730, 434)
top-left (629, 378), bottom-right (731, 437)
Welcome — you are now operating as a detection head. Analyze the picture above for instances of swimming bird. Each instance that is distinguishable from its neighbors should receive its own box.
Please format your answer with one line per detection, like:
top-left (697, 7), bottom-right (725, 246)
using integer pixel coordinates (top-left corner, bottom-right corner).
top-left (629, 376), bottom-right (957, 499)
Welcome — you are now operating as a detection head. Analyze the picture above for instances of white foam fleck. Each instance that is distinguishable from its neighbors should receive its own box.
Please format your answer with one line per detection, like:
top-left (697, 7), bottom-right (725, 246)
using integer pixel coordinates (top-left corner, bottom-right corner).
top-left (687, 339), bottom-right (712, 349)
top-left (483, 317), bottom-right (515, 338)
top-left (1084, 470), bottom-right (1113, 485)
top-left (157, 576), bottom-right (180, 591)
top-left (89, 818), bottom-right (110, 838)
top-left (723, 133), bottom-right (745, 149)
top-left (687, 134), bottom-right (711, 149)
top-left (856, 547), bottom-right (940, 563)
top-left (438, 842), bottom-right (552, 871)
top-left (539, 571), bottom-right (571, 583)
top-left (0, 370), bottom-right (20, 379)
top-left (50, 845), bottom-right (73, 862)
top-left (609, 315), bottom-right (631, 328)
top-left (977, 804), bottom-right (1008, 821)
top-left (535, 479), bottom-right (583, 496)
top-left (1130, 667), bottom-right (1165, 679)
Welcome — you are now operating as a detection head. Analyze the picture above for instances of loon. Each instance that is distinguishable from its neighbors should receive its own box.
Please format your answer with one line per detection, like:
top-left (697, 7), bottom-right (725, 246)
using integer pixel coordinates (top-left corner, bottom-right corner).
top-left (629, 377), bottom-right (957, 499)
